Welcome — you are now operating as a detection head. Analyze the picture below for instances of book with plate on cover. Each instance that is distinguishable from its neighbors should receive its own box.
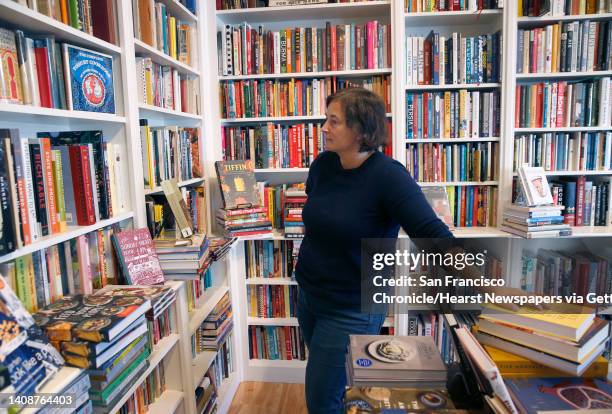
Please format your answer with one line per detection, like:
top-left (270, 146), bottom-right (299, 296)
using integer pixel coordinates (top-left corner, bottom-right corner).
top-left (111, 228), bottom-right (165, 285)
top-left (215, 160), bottom-right (260, 210)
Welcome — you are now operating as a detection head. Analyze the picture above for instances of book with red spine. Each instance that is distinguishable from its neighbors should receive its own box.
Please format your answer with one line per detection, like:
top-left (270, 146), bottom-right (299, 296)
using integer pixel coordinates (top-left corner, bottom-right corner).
top-left (69, 145), bottom-right (96, 226)
top-left (575, 176), bottom-right (586, 226)
top-left (40, 138), bottom-right (60, 234)
top-left (33, 41), bottom-right (52, 108)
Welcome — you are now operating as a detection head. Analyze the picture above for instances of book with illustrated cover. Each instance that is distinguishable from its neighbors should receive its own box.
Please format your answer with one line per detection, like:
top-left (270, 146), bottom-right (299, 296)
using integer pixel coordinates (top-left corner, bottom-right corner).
top-left (34, 294), bottom-right (151, 343)
top-left (62, 43), bottom-right (115, 113)
top-left (111, 228), bottom-right (165, 285)
top-left (344, 387), bottom-right (464, 413)
top-left (518, 165), bottom-right (554, 206)
top-left (0, 28), bottom-right (23, 104)
top-left (215, 160), bottom-right (260, 210)
top-left (506, 377), bottom-right (612, 414)
top-left (421, 186), bottom-right (455, 229)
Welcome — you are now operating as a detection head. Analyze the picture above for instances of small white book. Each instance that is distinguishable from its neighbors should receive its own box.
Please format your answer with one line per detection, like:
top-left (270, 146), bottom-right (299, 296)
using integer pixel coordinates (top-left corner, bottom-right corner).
top-left (518, 165), bottom-right (554, 206)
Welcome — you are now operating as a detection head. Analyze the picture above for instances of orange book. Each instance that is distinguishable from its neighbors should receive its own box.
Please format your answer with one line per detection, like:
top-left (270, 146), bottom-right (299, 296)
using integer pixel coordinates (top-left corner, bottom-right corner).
top-left (40, 138), bottom-right (60, 234)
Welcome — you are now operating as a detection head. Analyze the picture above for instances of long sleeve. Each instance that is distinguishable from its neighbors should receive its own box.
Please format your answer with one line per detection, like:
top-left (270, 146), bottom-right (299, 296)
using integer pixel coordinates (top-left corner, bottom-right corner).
top-left (379, 159), bottom-right (454, 238)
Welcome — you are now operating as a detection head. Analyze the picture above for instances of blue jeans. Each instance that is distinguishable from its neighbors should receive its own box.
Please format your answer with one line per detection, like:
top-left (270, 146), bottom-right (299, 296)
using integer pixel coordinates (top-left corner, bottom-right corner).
top-left (297, 289), bottom-right (385, 414)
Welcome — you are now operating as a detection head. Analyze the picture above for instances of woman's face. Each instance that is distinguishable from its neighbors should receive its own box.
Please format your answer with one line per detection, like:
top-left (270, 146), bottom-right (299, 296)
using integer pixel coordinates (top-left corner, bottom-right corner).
top-left (322, 101), bottom-right (360, 153)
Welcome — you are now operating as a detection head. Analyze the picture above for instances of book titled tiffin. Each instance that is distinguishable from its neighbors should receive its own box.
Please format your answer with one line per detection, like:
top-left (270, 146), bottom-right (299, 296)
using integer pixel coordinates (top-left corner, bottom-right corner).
top-left (62, 44), bottom-right (115, 113)
top-left (215, 160), bottom-right (261, 210)
top-left (34, 294), bottom-right (151, 343)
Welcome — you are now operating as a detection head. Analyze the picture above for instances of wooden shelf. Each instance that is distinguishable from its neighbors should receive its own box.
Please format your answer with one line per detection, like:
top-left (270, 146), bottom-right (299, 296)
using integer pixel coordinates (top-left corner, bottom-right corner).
top-left (0, 0), bottom-right (121, 55)
top-left (418, 181), bottom-right (499, 187)
top-left (144, 177), bottom-right (205, 195)
top-left (517, 13), bottom-right (612, 26)
top-left (248, 317), bottom-right (299, 326)
top-left (0, 212), bottom-right (134, 264)
top-left (189, 284), bottom-right (230, 334)
top-left (139, 104), bottom-right (202, 122)
top-left (0, 103), bottom-right (126, 124)
top-left (147, 390), bottom-right (184, 414)
top-left (134, 39), bottom-right (199, 76)
top-left (192, 350), bottom-right (217, 387)
top-left (406, 137), bottom-right (500, 143)
top-left (515, 126), bottom-right (612, 133)
top-left (215, 0), bottom-right (391, 24)
top-left (404, 9), bottom-right (503, 26)
top-left (107, 334), bottom-right (180, 413)
top-left (405, 83), bottom-right (501, 90)
top-left (511, 170), bottom-right (612, 176)
top-left (245, 277), bottom-right (297, 285)
top-left (515, 70), bottom-right (612, 80)
top-left (219, 68), bottom-right (391, 81)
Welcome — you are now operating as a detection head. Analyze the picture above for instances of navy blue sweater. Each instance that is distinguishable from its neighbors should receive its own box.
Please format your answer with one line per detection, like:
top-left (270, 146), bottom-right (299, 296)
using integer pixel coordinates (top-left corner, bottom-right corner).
top-left (295, 151), bottom-right (453, 308)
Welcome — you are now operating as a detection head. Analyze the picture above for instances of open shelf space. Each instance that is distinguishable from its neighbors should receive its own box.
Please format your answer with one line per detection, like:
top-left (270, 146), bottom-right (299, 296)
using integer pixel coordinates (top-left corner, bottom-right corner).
top-left (517, 13), bottom-right (612, 26)
top-left (192, 350), bottom-right (218, 387)
top-left (245, 277), bottom-right (297, 285)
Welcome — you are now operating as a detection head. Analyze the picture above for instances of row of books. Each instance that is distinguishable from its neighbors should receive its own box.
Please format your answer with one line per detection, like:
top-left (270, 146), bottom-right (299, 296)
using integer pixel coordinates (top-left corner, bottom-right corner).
top-left (519, 247), bottom-right (610, 297)
top-left (244, 239), bottom-right (298, 279)
top-left (247, 285), bottom-right (297, 318)
top-left (257, 183), bottom-right (306, 230)
top-left (502, 203), bottom-right (572, 238)
top-left (139, 123), bottom-right (203, 190)
top-left (518, 0), bottom-right (612, 16)
top-left (406, 141), bottom-right (499, 183)
top-left (551, 176), bottom-right (611, 226)
top-left (15, 0), bottom-right (116, 43)
top-left (283, 186), bottom-right (306, 238)
top-left (156, 233), bottom-right (209, 279)
top-left (218, 21), bottom-right (391, 76)
top-left (0, 129), bottom-right (125, 254)
top-left (217, 206), bottom-right (273, 238)
top-left (405, 31), bottom-right (502, 85)
top-left (0, 227), bottom-right (118, 312)
top-left (145, 185), bottom-right (208, 239)
top-left (219, 75), bottom-right (391, 119)
top-left (248, 325), bottom-right (307, 360)
top-left (405, 90), bottom-right (501, 139)
top-left (0, 29), bottom-right (115, 113)
top-left (406, 312), bottom-right (467, 364)
top-left (222, 123), bottom-right (324, 169)
top-left (193, 292), bottom-right (233, 353)
top-left (135, 57), bottom-right (200, 114)
top-left (217, 0), bottom-right (373, 9)
top-left (516, 20), bottom-right (612, 74)
top-left (445, 185), bottom-right (498, 227)
top-left (133, 0), bottom-right (197, 65)
top-left (117, 363), bottom-right (166, 414)
top-left (404, 0), bottom-right (502, 12)
top-left (514, 78), bottom-right (612, 128)
top-left (513, 131), bottom-right (612, 172)
top-left (209, 342), bottom-right (234, 391)
top-left (186, 268), bottom-right (213, 311)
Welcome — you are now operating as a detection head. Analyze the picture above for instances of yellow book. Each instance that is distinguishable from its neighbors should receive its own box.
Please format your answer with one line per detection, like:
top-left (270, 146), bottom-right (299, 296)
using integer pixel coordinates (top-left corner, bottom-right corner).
top-left (446, 186), bottom-right (455, 223)
top-left (51, 150), bottom-right (67, 232)
top-left (530, 86), bottom-right (537, 128)
top-left (444, 91), bottom-right (451, 138)
top-left (551, 24), bottom-right (559, 73)
top-left (169, 17), bottom-right (177, 59)
top-left (459, 90), bottom-right (467, 138)
top-left (485, 345), bottom-right (609, 378)
top-left (286, 29), bottom-right (292, 73)
top-left (288, 78), bottom-right (295, 116)
top-left (25, 254), bottom-right (37, 313)
top-left (518, 0), bottom-right (523, 16)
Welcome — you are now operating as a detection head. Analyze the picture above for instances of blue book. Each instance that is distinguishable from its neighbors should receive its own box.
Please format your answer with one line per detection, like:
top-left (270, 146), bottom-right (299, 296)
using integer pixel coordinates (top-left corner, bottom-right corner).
top-left (466, 186), bottom-right (473, 227)
top-left (63, 44), bottom-right (115, 113)
top-left (506, 377), bottom-right (612, 414)
top-left (417, 94), bottom-right (423, 138)
top-left (406, 94), bottom-right (413, 139)
top-left (427, 94), bottom-right (434, 138)
top-left (564, 181), bottom-right (577, 225)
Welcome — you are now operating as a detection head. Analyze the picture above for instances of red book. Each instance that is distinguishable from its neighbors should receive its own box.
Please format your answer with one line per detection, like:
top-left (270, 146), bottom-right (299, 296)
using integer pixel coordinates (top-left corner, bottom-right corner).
top-left (33, 45), bottom-right (52, 108)
top-left (284, 326), bottom-right (293, 360)
top-left (556, 82), bottom-right (566, 127)
top-left (180, 78), bottom-right (187, 112)
top-left (460, 187), bottom-right (467, 227)
top-left (112, 228), bottom-right (164, 285)
top-left (423, 93), bottom-right (429, 137)
top-left (536, 83), bottom-right (543, 127)
top-left (575, 176), bottom-right (586, 226)
top-left (472, 186), bottom-right (479, 227)
top-left (69, 146), bottom-right (96, 225)
top-left (297, 126), bottom-right (303, 168)
top-left (330, 24), bottom-right (337, 71)
top-left (423, 35), bottom-right (432, 84)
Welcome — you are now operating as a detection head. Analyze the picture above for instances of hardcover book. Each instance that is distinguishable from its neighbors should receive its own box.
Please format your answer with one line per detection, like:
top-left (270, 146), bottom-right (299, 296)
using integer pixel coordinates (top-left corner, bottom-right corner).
top-left (215, 160), bottom-right (261, 210)
top-left (344, 387), bottom-right (461, 413)
top-left (34, 294), bottom-right (151, 343)
top-left (111, 228), bottom-right (165, 285)
top-left (518, 165), bottom-right (554, 206)
top-left (62, 43), bottom-right (115, 113)
top-left (421, 187), bottom-right (455, 229)
top-left (161, 179), bottom-right (194, 238)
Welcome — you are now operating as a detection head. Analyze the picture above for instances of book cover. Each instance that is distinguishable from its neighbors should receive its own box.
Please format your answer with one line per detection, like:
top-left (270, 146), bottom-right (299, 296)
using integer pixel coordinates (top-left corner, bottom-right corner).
top-left (34, 294), bottom-right (151, 343)
top-left (161, 179), bottom-right (194, 238)
top-left (111, 228), bottom-right (164, 285)
top-left (62, 43), bottom-right (115, 113)
top-left (215, 159), bottom-right (260, 210)
top-left (344, 387), bottom-right (459, 413)
top-left (518, 165), bottom-right (554, 206)
top-left (421, 186), bottom-right (455, 229)
top-left (0, 28), bottom-right (23, 104)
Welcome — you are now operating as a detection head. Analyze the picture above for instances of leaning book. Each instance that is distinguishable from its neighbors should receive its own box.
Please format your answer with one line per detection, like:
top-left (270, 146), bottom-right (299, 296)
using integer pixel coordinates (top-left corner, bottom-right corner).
top-left (62, 43), bottom-right (115, 113)
top-left (215, 159), bottom-right (261, 210)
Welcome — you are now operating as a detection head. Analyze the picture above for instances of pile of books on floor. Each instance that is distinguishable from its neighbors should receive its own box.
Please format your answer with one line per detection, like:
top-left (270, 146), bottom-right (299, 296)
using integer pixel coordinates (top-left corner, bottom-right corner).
top-left (283, 185), bottom-right (307, 238)
top-left (502, 165), bottom-right (571, 238)
top-left (96, 285), bottom-right (177, 346)
top-left (501, 204), bottom-right (571, 238)
top-left (155, 232), bottom-right (211, 280)
top-left (193, 292), bottom-right (233, 353)
top-left (346, 335), bottom-right (447, 388)
top-left (475, 304), bottom-right (608, 377)
top-left (215, 160), bottom-right (272, 237)
top-left (34, 293), bottom-right (152, 411)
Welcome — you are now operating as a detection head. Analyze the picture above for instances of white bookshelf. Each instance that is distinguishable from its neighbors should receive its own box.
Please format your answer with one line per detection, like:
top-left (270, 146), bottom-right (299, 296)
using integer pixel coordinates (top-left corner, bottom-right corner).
top-left (404, 82), bottom-right (501, 90)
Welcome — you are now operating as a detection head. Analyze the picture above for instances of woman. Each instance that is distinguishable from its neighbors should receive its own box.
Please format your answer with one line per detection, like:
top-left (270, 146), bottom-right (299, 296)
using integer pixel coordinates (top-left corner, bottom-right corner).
top-left (295, 88), bottom-right (453, 414)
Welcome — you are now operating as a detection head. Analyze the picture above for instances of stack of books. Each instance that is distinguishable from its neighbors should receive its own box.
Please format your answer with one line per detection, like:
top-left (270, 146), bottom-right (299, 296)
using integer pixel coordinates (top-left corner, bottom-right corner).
top-left (475, 304), bottom-right (608, 376)
top-left (502, 165), bottom-right (572, 238)
top-left (193, 292), bottom-right (233, 353)
top-left (215, 160), bottom-right (272, 237)
top-left (208, 237), bottom-right (238, 261)
top-left (283, 185), bottom-right (306, 239)
top-left (154, 233), bottom-right (211, 280)
top-left (34, 294), bottom-right (152, 410)
top-left (95, 285), bottom-right (177, 346)
top-left (346, 335), bottom-right (447, 388)
top-left (501, 204), bottom-right (571, 238)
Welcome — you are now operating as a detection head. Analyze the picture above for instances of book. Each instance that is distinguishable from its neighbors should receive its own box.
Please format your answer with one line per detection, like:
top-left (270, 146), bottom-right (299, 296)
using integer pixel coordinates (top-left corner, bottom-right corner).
top-left (161, 179), bottom-right (194, 238)
top-left (34, 294), bottom-right (151, 343)
top-left (518, 165), bottom-right (554, 206)
top-left (344, 387), bottom-right (462, 413)
top-left (421, 187), bottom-right (455, 229)
top-left (215, 160), bottom-right (260, 210)
top-left (62, 43), bottom-right (115, 113)
top-left (111, 228), bottom-right (164, 285)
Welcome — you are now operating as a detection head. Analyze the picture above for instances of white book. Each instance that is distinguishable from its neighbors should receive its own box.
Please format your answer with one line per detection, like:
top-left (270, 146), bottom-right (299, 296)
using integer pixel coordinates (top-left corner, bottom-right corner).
top-left (570, 22), bottom-right (579, 72)
top-left (472, 91), bottom-right (479, 138)
top-left (274, 31), bottom-right (281, 74)
top-left (545, 25), bottom-right (553, 73)
top-left (460, 34), bottom-right (466, 84)
top-left (439, 36), bottom-right (446, 85)
top-left (411, 37), bottom-right (418, 85)
top-left (550, 82), bottom-right (558, 127)
top-left (25, 38), bottom-right (40, 107)
top-left (417, 37), bottom-right (424, 85)
top-left (598, 77), bottom-right (610, 126)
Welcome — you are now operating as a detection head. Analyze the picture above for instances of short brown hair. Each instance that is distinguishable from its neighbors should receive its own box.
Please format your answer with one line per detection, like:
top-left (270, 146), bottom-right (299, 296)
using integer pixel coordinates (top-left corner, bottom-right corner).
top-left (326, 88), bottom-right (388, 152)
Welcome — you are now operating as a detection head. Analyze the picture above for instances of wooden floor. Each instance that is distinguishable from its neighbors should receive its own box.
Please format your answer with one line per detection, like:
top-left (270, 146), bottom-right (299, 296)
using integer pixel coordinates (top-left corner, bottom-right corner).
top-left (228, 382), bottom-right (308, 414)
